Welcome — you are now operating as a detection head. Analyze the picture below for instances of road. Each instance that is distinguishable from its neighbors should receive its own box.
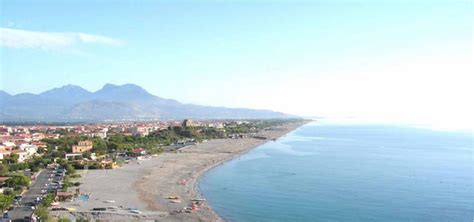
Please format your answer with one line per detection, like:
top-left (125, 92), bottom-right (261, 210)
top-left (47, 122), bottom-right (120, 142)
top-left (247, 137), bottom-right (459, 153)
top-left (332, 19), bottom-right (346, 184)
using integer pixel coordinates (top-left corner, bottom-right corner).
top-left (8, 169), bottom-right (54, 222)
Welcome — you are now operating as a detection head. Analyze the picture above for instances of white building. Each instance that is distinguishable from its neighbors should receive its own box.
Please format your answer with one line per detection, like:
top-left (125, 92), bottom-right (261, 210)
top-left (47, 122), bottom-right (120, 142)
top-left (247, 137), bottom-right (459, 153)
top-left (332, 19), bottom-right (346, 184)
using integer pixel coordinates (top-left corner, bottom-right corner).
top-left (20, 144), bottom-right (38, 158)
top-left (11, 150), bottom-right (28, 163)
top-left (2, 142), bottom-right (15, 147)
top-left (0, 150), bottom-right (11, 160)
top-left (132, 127), bottom-right (149, 136)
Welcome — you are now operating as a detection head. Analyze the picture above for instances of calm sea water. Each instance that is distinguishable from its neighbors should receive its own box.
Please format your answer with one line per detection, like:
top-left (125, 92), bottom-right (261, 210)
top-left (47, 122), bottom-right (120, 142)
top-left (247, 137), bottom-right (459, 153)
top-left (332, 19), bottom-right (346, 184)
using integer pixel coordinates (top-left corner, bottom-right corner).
top-left (199, 122), bottom-right (473, 222)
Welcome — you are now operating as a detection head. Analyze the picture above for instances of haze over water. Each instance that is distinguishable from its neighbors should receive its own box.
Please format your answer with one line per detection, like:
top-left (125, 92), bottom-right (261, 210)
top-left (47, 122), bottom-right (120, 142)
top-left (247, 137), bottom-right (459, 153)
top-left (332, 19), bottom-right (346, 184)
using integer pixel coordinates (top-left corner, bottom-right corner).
top-left (200, 122), bottom-right (473, 221)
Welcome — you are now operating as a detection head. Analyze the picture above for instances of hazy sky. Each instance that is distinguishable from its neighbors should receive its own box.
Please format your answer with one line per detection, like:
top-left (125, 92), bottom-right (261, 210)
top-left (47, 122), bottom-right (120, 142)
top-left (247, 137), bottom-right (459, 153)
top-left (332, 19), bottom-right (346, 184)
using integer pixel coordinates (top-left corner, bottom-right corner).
top-left (0, 0), bottom-right (472, 129)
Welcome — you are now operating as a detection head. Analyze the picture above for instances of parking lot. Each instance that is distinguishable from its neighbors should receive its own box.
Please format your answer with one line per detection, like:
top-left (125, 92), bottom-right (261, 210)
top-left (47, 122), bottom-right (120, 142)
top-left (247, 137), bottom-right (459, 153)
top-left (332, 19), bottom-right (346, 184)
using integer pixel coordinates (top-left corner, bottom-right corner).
top-left (6, 167), bottom-right (63, 222)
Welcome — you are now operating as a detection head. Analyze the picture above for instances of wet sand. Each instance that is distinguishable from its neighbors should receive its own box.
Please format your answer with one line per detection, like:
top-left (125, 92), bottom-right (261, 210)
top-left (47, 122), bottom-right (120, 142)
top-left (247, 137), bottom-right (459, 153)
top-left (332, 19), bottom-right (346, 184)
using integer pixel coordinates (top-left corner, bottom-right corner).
top-left (51, 121), bottom-right (307, 221)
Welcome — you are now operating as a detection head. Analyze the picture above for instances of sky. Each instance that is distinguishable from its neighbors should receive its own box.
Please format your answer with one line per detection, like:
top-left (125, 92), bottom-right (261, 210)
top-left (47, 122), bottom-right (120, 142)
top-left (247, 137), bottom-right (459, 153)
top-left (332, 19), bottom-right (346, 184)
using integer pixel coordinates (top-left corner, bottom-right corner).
top-left (0, 0), bottom-right (472, 129)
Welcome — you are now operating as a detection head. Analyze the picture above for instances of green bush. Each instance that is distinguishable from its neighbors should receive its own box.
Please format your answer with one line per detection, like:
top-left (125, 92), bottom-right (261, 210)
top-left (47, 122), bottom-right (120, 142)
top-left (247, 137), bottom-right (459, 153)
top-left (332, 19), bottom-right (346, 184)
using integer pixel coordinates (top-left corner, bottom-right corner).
top-left (5, 174), bottom-right (31, 188)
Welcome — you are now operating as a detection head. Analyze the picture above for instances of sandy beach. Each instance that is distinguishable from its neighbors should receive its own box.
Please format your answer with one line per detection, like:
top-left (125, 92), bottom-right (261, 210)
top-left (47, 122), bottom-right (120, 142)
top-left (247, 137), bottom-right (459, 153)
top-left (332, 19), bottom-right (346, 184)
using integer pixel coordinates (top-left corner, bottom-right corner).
top-left (51, 121), bottom-right (307, 221)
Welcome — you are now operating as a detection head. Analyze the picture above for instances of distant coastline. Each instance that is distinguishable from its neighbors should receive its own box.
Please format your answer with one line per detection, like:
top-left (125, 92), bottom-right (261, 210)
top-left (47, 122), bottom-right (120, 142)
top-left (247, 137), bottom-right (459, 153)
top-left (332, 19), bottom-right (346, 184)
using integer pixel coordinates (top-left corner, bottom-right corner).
top-left (51, 120), bottom-right (310, 221)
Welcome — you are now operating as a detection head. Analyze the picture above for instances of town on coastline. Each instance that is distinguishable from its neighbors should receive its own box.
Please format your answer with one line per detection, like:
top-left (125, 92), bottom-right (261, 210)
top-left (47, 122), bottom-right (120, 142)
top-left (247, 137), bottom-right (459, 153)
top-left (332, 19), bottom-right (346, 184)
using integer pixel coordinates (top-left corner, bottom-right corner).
top-left (0, 118), bottom-right (304, 221)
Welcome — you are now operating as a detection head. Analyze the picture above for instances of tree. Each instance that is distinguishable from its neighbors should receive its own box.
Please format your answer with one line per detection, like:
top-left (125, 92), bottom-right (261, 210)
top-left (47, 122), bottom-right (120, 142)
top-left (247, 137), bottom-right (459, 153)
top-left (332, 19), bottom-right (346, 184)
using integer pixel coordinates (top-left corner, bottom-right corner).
top-left (37, 146), bottom-right (47, 154)
top-left (0, 164), bottom-right (9, 176)
top-left (35, 205), bottom-right (50, 221)
top-left (92, 138), bottom-right (107, 155)
top-left (148, 147), bottom-right (164, 155)
top-left (65, 164), bottom-right (76, 175)
top-left (5, 174), bottom-right (31, 190)
top-left (56, 158), bottom-right (67, 166)
top-left (7, 153), bottom-right (19, 164)
top-left (34, 193), bottom-right (55, 221)
top-left (0, 193), bottom-right (14, 212)
top-left (42, 193), bottom-right (54, 207)
top-left (82, 152), bottom-right (91, 159)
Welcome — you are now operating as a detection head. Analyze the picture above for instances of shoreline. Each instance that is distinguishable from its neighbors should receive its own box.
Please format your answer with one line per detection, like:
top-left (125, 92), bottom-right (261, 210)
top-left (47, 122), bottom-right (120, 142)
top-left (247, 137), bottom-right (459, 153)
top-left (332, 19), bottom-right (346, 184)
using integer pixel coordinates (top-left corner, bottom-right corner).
top-left (51, 121), bottom-right (309, 221)
top-left (191, 129), bottom-right (298, 221)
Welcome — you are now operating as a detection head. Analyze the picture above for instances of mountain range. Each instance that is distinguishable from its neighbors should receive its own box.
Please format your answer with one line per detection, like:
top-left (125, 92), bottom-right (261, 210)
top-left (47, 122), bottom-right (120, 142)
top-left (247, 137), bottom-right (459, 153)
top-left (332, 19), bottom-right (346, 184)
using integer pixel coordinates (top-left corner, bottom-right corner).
top-left (0, 83), bottom-right (294, 122)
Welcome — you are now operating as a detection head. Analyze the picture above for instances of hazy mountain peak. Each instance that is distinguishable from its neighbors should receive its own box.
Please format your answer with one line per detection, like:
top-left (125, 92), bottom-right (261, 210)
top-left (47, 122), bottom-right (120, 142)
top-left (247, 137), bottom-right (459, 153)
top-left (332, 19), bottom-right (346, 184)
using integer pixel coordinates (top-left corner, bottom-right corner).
top-left (101, 83), bottom-right (119, 90)
top-left (0, 90), bottom-right (11, 97)
top-left (99, 83), bottom-right (146, 92)
top-left (93, 83), bottom-right (154, 103)
top-left (62, 84), bottom-right (84, 90)
top-left (0, 83), bottom-right (295, 121)
top-left (36, 84), bottom-right (92, 106)
top-left (41, 84), bottom-right (90, 95)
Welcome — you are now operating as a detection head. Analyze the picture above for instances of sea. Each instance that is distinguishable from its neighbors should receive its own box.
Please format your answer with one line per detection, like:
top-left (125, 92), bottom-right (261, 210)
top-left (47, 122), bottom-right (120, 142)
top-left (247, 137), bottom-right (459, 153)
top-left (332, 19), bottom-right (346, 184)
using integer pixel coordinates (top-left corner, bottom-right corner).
top-left (199, 121), bottom-right (473, 222)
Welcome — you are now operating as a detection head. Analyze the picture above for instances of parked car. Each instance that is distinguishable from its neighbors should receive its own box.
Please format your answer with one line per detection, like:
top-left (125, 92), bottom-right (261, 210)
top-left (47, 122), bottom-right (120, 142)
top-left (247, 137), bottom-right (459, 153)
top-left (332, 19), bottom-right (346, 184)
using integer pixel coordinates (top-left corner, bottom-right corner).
top-left (13, 195), bottom-right (22, 202)
top-left (2, 212), bottom-right (10, 219)
top-left (51, 207), bottom-right (68, 211)
top-left (92, 207), bottom-right (107, 211)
